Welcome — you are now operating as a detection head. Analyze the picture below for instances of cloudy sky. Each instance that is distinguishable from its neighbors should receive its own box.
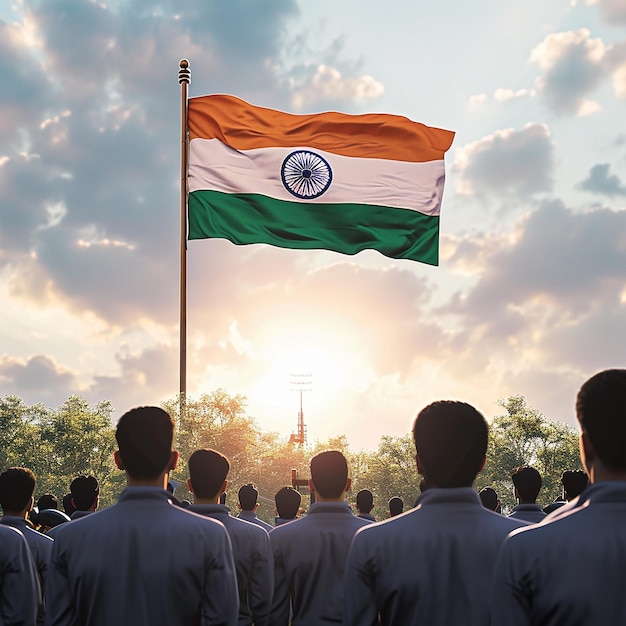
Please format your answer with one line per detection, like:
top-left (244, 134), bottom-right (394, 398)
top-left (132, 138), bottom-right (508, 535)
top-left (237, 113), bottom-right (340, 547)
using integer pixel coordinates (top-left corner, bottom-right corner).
top-left (1, 0), bottom-right (625, 451)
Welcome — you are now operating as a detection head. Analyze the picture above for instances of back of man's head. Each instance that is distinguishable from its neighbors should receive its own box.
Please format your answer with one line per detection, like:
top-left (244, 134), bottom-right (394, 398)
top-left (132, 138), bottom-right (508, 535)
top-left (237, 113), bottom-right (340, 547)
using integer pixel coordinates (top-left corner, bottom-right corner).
top-left (70, 475), bottom-right (100, 511)
top-left (62, 493), bottom-right (76, 517)
top-left (310, 450), bottom-right (349, 499)
top-left (275, 486), bottom-right (301, 520)
top-left (479, 487), bottom-right (499, 511)
top-left (413, 401), bottom-right (488, 488)
top-left (576, 369), bottom-right (626, 472)
top-left (388, 496), bottom-right (404, 517)
top-left (238, 483), bottom-right (259, 511)
top-left (115, 406), bottom-right (174, 480)
top-left (188, 449), bottom-right (230, 500)
top-left (356, 489), bottom-right (374, 514)
top-left (37, 493), bottom-right (58, 510)
top-left (0, 468), bottom-right (35, 513)
top-left (561, 469), bottom-right (589, 500)
top-left (511, 466), bottom-right (542, 502)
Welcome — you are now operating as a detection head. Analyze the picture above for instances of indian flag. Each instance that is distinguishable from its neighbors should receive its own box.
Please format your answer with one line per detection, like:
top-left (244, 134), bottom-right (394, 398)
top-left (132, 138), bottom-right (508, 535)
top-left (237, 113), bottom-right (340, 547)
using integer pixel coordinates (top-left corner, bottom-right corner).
top-left (187, 94), bottom-right (454, 265)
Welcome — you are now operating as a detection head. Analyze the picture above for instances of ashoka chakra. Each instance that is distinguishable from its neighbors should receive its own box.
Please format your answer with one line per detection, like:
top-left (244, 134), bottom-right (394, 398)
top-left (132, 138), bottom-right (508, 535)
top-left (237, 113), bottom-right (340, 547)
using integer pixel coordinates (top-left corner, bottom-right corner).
top-left (281, 150), bottom-right (332, 199)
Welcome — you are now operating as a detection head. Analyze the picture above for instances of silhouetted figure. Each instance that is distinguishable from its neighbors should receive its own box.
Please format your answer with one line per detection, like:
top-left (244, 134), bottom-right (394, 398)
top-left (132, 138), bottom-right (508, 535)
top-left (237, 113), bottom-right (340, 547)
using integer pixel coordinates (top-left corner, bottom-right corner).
top-left (344, 401), bottom-right (528, 626)
top-left (47, 476), bottom-right (100, 540)
top-left (274, 487), bottom-right (301, 526)
top-left (46, 405), bottom-right (238, 626)
top-left (270, 450), bottom-right (370, 625)
top-left (544, 470), bottom-right (589, 514)
top-left (355, 489), bottom-right (376, 522)
top-left (508, 466), bottom-right (546, 523)
top-left (61, 494), bottom-right (75, 517)
top-left (238, 483), bottom-right (273, 532)
top-left (0, 524), bottom-right (40, 626)
top-left (388, 496), bottom-right (404, 517)
top-left (187, 449), bottom-right (273, 626)
top-left (36, 494), bottom-right (58, 511)
top-left (491, 369), bottom-right (626, 624)
top-left (479, 487), bottom-right (501, 513)
top-left (0, 467), bottom-right (51, 624)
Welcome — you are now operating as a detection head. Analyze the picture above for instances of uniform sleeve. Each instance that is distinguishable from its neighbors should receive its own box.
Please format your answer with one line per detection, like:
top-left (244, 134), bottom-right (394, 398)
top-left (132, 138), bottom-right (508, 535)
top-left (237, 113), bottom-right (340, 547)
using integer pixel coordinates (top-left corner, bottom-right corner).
top-left (343, 531), bottom-right (380, 626)
top-left (44, 537), bottom-right (76, 626)
top-left (490, 535), bottom-right (532, 626)
top-left (200, 526), bottom-right (239, 626)
top-left (247, 530), bottom-right (273, 626)
top-left (0, 530), bottom-right (39, 626)
top-left (269, 533), bottom-right (290, 626)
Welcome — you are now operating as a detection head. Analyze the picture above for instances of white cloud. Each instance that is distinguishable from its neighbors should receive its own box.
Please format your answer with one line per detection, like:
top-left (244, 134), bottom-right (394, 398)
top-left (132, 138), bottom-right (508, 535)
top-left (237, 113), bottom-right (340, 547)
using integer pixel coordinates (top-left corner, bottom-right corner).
top-left (530, 29), bottom-right (610, 115)
top-left (454, 123), bottom-right (555, 197)
top-left (584, 0), bottom-right (626, 25)
top-left (467, 93), bottom-right (488, 110)
top-left (493, 88), bottom-right (536, 102)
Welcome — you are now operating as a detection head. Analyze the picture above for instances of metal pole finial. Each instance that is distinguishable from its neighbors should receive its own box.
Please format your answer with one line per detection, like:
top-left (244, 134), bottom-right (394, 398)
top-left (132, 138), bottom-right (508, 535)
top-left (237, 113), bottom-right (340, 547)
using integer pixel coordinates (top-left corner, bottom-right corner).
top-left (178, 59), bottom-right (191, 85)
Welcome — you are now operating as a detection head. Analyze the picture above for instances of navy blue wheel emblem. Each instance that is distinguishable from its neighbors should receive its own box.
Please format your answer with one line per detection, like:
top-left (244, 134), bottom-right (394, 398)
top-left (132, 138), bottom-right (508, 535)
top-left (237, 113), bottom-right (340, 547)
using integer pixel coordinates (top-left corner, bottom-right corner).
top-left (281, 150), bottom-right (332, 199)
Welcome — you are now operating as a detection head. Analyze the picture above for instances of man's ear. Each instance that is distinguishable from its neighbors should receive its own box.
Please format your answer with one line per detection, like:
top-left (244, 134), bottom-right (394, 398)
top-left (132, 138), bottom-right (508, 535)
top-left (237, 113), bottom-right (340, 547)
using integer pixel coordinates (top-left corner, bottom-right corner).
top-left (308, 479), bottom-right (316, 494)
top-left (220, 479), bottom-right (228, 496)
top-left (168, 450), bottom-right (179, 472)
top-left (114, 450), bottom-right (125, 470)
top-left (186, 478), bottom-right (193, 494)
top-left (580, 430), bottom-right (595, 475)
top-left (345, 477), bottom-right (352, 493)
top-left (478, 455), bottom-right (486, 473)
top-left (415, 452), bottom-right (425, 476)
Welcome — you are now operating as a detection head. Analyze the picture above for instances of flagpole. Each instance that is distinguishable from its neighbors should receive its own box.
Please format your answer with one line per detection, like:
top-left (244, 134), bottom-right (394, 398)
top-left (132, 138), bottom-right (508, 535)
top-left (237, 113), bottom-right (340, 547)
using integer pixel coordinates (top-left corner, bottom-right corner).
top-left (178, 59), bottom-right (191, 419)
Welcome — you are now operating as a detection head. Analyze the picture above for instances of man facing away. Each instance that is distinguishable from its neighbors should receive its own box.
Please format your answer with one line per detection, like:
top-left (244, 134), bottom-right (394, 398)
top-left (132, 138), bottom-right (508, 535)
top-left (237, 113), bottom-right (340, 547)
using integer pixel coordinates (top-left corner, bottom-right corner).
top-left (46, 476), bottom-right (100, 540)
top-left (344, 401), bottom-right (528, 626)
top-left (0, 467), bottom-right (50, 625)
top-left (355, 489), bottom-right (376, 522)
top-left (0, 524), bottom-right (40, 626)
top-left (508, 466), bottom-right (546, 523)
top-left (237, 483), bottom-right (273, 532)
top-left (269, 450), bottom-right (370, 625)
top-left (187, 449), bottom-right (273, 626)
top-left (274, 487), bottom-right (301, 526)
top-left (491, 369), bottom-right (626, 624)
top-left (46, 406), bottom-right (238, 626)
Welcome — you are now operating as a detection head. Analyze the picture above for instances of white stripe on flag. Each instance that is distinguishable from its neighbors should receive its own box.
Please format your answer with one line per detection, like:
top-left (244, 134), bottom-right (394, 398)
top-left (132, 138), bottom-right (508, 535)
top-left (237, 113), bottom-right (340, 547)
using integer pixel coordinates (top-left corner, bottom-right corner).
top-left (189, 138), bottom-right (445, 215)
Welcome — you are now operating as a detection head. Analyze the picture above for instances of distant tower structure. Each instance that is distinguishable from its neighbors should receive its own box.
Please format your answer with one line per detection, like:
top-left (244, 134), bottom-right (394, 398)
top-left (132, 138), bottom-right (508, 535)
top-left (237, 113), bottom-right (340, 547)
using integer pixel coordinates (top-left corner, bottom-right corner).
top-left (289, 372), bottom-right (312, 446)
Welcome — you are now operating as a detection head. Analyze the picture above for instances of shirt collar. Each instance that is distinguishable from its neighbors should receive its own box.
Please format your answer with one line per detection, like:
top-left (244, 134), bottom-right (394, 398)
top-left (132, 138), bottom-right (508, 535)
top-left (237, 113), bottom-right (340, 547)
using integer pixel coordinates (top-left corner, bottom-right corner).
top-left (307, 502), bottom-right (355, 515)
top-left (415, 487), bottom-right (483, 508)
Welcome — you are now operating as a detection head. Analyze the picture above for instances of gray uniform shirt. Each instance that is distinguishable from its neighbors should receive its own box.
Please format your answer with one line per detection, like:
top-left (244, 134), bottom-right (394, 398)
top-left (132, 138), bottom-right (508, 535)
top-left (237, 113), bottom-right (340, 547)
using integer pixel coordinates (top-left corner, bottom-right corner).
top-left (491, 481), bottom-right (626, 625)
top-left (344, 487), bottom-right (529, 626)
top-left (237, 510), bottom-right (273, 532)
top-left (0, 524), bottom-right (39, 626)
top-left (0, 517), bottom-right (52, 625)
top-left (508, 504), bottom-right (547, 524)
top-left (45, 486), bottom-right (238, 626)
top-left (270, 501), bottom-right (370, 625)
top-left (188, 504), bottom-right (273, 626)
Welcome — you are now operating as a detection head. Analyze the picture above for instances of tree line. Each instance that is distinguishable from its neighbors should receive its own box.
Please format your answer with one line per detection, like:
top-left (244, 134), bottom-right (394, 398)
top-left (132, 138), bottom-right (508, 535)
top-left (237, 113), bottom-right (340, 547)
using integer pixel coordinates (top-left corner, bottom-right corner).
top-left (0, 391), bottom-right (582, 518)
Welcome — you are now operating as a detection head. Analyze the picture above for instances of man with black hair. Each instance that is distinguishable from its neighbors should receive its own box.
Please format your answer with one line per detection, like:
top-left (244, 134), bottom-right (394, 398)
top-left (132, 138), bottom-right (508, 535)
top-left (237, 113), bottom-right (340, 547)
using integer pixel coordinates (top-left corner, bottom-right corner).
top-left (387, 496), bottom-right (404, 517)
top-left (270, 450), bottom-right (370, 625)
top-left (0, 524), bottom-right (40, 626)
top-left (237, 483), bottom-right (273, 532)
top-left (345, 401), bottom-right (528, 626)
top-left (479, 487), bottom-right (501, 513)
top-left (187, 448), bottom-right (273, 626)
top-left (355, 489), bottom-right (376, 522)
top-left (274, 487), bottom-right (301, 525)
top-left (46, 476), bottom-right (100, 540)
top-left (46, 405), bottom-right (238, 626)
top-left (561, 468), bottom-right (588, 501)
top-left (508, 466), bottom-right (546, 523)
top-left (0, 467), bottom-right (50, 625)
top-left (492, 369), bottom-right (626, 624)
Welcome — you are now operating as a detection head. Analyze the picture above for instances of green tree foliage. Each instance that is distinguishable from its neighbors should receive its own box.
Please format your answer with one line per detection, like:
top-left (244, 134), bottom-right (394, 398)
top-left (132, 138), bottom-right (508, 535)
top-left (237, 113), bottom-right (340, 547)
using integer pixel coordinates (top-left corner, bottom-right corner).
top-left (477, 395), bottom-right (582, 512)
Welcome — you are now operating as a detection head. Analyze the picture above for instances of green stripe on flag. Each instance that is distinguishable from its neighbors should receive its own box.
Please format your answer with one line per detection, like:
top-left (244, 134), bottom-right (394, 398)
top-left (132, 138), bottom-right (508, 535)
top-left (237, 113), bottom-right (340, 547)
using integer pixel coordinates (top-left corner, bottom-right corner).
top-left (188, 190), bottom-right (439, 265)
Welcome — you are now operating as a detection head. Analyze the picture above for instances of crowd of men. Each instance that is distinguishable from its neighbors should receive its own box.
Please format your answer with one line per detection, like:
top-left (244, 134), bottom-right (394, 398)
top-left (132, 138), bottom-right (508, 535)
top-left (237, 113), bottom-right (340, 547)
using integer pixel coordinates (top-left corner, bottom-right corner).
top-left (0, 367), bottom-right (625, 625)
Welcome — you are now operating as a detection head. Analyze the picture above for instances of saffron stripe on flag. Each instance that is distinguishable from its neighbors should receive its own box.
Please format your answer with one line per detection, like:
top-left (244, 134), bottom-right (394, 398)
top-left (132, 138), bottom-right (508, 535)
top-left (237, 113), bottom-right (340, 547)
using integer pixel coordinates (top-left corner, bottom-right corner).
top-left (188, 190), bottom-right (440, 265)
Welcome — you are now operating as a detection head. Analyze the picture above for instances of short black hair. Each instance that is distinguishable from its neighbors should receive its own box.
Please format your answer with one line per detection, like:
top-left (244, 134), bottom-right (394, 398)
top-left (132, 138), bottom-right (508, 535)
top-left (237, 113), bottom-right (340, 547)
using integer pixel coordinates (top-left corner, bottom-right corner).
top-left (188, 449), bottom-right (230, 500)
top-left (116, 406), bottom-right (174, 480)
top-left (37, 493), bottom-right (58, 510)
top-left (238, 484), bottom-right (259, 511)
top-left (70, 475), bottom-right (99, 511)
top-left (275, 486), bottom-right (301, 520)
top-left (511, 466), bottom-right (542, 502)
top-left (310, 450), bottom-right (349, 499)
top-left (388, 496), bottom-right (404, 517)
top-left (356, 489), bottom-right (374, 514)
top-left (561, 469), bottom-right (588, 499)
top-left (0, 468), bottom-right (36, 512)
top-left (479, 487), bottom-right (499, 511)
top-left (62, 493), bottom-right (76, 516)
top-left (576, 369), bottom-right (626, 471)
top-left (413, 401), bottom-right (488, 488)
